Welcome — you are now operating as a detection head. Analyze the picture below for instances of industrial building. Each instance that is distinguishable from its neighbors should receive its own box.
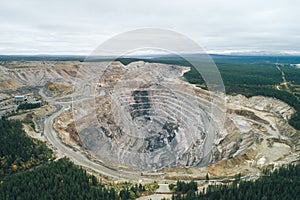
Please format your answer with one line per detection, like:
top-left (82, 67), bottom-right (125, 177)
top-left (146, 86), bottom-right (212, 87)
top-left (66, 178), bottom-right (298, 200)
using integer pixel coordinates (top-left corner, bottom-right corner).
top-left (13, 95), bottom-right (25, 103)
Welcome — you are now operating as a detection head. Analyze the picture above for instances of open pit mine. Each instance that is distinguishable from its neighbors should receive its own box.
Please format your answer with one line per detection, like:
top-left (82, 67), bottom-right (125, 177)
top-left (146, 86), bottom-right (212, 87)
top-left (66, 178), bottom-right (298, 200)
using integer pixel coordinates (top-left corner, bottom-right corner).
top-left (0, 60), bottom-right (299, 179)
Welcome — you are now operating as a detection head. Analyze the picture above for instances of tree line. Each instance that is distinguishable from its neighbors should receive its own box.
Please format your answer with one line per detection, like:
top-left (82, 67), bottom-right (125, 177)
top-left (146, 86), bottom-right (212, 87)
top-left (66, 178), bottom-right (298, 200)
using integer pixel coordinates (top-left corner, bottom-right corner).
top-left (17, 102), bottom-right (42, 111)
top-left (171, 163), bottom-right (300, 200)
top-left (0, 117), bottom-right (157, 200)
top-left (183, 64), bottom-right (300, 130)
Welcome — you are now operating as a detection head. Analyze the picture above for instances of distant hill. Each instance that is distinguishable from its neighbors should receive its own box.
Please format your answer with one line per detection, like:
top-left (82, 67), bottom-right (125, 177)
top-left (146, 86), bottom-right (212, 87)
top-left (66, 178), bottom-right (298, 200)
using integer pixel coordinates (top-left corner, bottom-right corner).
top-left (1, 54), bottom-right (300, 65)
top-left (0, 55), bottom-right (86, 61)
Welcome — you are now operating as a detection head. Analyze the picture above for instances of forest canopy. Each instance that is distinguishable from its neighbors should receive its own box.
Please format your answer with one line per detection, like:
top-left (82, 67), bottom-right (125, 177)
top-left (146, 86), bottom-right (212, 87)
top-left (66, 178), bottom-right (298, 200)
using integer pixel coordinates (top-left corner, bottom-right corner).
top-left (0, 117), bottom-right (52, 177)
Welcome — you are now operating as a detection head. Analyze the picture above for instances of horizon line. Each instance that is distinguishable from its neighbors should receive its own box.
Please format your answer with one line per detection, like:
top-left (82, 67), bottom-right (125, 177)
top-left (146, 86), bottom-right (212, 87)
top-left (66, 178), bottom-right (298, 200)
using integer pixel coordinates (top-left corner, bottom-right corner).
top-left (1, 52), bottom-right (300, 57)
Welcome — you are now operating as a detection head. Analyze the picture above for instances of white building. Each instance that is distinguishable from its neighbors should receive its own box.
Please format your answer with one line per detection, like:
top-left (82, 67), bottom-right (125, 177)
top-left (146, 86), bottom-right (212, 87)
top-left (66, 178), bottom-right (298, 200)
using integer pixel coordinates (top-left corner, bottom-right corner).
top-left (13, 95), bottom-right (25, 103)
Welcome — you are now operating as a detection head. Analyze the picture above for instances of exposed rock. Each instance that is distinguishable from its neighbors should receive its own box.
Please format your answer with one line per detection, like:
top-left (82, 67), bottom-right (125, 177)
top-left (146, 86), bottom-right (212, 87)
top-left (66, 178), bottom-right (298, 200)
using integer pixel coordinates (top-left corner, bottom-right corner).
top-left (66, 122), bottom-right (83, 146)
top-left (69, 61), bottom-right (299, 170)
top-left (1, 60), bottom-right (298, 173)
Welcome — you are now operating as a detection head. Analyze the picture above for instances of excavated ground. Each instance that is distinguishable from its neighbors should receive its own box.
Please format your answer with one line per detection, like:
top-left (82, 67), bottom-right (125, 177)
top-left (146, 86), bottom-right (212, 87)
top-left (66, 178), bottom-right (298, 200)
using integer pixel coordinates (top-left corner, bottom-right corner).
top-left (0, 60), bottom-right (299, 179)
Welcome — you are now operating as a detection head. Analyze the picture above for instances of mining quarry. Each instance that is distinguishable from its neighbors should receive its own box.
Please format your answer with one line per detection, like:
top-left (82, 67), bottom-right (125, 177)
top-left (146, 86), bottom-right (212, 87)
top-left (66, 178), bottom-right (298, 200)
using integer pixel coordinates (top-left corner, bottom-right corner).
top-left (0, 60), bottom-right (299, 181)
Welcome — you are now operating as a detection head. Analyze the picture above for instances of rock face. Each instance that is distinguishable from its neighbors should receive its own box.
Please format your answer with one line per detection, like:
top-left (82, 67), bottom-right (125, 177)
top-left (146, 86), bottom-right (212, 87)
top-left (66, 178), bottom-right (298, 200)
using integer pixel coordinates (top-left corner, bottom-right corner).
top-left (0, 61), bottom-right (99, 97)
top-left (72, 61), bottom-right (226, 169)
top-left (71, 61), bottom-right (299, 170)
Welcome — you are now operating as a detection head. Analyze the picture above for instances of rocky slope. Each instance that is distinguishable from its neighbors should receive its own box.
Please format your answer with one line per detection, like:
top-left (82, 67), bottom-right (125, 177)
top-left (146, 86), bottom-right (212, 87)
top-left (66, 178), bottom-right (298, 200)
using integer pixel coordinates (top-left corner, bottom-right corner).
top-left (68, 61), bottom-right (299, 170)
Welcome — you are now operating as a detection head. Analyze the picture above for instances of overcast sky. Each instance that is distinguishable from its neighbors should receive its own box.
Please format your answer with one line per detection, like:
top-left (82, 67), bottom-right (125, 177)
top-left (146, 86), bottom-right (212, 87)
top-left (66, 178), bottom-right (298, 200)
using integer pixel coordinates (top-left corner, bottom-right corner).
top-left (0, 0), bottom-right (299, 55)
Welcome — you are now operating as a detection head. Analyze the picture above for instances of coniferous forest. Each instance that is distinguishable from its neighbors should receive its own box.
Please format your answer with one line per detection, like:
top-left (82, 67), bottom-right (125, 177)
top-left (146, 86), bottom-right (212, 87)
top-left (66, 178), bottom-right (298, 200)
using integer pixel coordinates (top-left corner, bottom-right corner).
top-left (0, 158), bottom-right (118, 200)
top-left (0, 117), bottom-right (152, 200)
top-left (171, 163), bottom-right (300, 200)
top-left (0, 117), bottom-right (52, 177)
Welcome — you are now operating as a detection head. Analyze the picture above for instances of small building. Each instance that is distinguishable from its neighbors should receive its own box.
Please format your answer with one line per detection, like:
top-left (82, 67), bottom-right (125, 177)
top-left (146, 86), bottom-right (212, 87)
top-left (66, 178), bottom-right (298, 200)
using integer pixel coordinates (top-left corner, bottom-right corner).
top-left (13, 95), bottom-right (25, 103)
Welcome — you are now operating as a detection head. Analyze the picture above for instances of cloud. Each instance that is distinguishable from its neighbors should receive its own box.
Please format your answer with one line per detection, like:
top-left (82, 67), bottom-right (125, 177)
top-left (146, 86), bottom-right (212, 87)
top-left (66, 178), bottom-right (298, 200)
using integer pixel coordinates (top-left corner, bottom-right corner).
top-left (0, 0), bottom-right (299, 54)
